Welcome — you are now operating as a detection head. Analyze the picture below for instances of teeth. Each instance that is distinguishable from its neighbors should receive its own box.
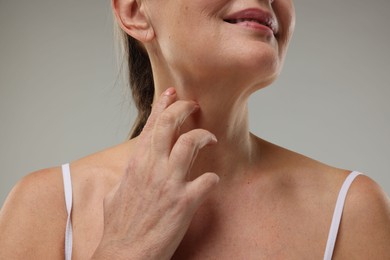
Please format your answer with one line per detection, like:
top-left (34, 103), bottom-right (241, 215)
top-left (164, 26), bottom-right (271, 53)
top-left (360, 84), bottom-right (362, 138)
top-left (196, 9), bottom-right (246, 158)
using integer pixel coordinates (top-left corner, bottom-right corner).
top-left (237, 18), bottom-right (258, 23)
top-left (224, 16), bottom-right (276, 33)
top-left (224, 18), bottom-right (272, 31)
top-left (229, 18), bottom-right (267, 27)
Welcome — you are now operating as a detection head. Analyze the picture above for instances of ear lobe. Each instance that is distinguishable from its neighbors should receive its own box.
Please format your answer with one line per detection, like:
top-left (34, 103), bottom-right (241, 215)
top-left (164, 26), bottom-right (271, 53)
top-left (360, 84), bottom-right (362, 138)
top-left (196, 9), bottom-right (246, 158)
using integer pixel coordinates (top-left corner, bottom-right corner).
top-left (112, 0), bottom-right (154, 42)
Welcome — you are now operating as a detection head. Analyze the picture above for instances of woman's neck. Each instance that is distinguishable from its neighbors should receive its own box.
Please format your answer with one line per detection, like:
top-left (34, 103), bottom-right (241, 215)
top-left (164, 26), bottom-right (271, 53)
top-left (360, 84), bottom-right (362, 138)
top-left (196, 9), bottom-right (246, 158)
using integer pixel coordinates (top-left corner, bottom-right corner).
top-left (153, 79), bottom-right (260, 182)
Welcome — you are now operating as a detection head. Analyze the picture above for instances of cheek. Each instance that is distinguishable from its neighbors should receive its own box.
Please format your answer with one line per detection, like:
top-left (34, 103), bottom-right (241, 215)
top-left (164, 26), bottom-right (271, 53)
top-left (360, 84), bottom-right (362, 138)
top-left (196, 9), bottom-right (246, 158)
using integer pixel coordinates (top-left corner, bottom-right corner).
top-left (150, 0), bottom-right (227, 51)
top-left (154, 8), bottom-right (221, 68)
top-left (274, 0), bottom-right (296, 59)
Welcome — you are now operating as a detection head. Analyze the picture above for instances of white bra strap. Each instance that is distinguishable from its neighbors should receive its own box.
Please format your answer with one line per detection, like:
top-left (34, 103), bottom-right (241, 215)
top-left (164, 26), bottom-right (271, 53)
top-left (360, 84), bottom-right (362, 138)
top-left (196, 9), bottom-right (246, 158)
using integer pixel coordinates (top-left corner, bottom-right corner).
top-left (62, 163), bottom-right (73, 260)
top-left (323, 171), bottom-right (361, 260)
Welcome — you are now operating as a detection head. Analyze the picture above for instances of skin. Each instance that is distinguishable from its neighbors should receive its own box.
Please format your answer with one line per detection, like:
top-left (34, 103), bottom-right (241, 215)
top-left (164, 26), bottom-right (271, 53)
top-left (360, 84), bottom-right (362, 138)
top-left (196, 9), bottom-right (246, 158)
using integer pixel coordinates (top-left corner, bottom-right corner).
top-left (1, 0), bottom-right (389, 259)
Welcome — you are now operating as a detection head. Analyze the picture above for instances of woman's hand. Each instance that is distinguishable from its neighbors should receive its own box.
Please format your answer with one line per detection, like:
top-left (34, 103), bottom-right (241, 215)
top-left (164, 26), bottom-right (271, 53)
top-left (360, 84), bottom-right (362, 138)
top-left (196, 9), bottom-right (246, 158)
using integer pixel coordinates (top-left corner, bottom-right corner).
top-left (92, 88), bottom-right (219, 260)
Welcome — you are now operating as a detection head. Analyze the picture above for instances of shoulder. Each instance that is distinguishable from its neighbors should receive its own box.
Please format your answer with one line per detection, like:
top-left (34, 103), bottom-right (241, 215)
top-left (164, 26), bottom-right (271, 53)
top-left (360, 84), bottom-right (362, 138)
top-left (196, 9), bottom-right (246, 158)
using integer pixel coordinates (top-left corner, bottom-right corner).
top-left (0, 167), bottom-right (66, 259)
top-left (334, 173), bottom-right (390, 259)
top-left (0, 167), bottom-right (66, 223)
top-left (254, 137), bottom-right (352, 188)
top-left (69, 141), bottom-right (133, 201)
top-left (0, 141), bottom-right (134, 259)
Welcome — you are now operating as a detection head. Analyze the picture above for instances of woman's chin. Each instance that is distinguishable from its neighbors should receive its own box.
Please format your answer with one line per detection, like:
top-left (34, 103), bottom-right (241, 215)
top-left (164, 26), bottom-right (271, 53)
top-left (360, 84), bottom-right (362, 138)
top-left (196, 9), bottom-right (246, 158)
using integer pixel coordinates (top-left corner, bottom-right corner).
top-left (162, 50), bottom-right (282, 94)
top-left (233, 58), bottom-right (281, 87)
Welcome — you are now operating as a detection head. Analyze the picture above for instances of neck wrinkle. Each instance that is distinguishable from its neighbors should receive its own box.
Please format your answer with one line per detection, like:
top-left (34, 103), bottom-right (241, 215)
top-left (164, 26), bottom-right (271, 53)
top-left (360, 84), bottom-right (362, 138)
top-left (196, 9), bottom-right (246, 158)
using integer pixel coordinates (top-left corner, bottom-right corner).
top-left (150, 54), bottom-right (261, 181)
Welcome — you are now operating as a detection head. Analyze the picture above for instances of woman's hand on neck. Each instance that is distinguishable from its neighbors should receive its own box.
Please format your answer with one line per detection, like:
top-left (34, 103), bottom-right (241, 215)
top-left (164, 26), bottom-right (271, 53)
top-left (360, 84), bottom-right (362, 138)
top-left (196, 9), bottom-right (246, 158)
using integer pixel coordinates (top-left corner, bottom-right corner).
top-left (151, 74), bottom-right (262, 182)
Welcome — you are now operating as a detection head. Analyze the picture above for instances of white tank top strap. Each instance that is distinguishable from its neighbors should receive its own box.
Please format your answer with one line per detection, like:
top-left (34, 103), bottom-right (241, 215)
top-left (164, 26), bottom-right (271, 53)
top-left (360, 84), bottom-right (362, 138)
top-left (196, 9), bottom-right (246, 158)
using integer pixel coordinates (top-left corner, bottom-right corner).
top-left (323, 171), bottom-right (361, 260)
top-left (62, 163), bottom-right (73, 260)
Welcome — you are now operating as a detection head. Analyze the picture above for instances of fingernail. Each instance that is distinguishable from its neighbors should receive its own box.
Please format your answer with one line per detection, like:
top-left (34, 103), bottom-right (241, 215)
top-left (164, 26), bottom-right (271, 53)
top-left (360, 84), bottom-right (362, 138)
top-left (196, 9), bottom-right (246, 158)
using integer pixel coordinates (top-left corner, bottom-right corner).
top-left (211, 135), bottom-right (218, 143)
top-left (164, 88), bottom-right (176, 96)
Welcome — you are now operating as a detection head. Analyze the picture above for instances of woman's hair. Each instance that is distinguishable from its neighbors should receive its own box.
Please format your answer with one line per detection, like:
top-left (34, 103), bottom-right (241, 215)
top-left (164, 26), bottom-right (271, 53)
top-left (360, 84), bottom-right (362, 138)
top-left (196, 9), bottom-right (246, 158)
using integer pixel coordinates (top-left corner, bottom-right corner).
top-left (116, 24), bottom-right (155, 139)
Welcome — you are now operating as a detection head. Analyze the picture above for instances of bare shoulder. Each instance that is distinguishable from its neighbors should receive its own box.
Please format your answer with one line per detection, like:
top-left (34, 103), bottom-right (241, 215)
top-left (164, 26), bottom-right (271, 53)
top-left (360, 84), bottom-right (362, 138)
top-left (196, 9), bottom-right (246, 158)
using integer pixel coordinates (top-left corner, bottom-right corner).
top-left (0, 141), bottom-right (133, 259)
top-left (255, 137), bottom-right (352, 182)
top-left (59, 142), bottom-right (132, 258)
top-left (0, 167), bottom-right (66, 259)
top-left (69, 141), bottom-right (132, 203)
top-left (256, 138), bottom-right (390, 257)
top-left (334, 174), bottom-right (390, 259)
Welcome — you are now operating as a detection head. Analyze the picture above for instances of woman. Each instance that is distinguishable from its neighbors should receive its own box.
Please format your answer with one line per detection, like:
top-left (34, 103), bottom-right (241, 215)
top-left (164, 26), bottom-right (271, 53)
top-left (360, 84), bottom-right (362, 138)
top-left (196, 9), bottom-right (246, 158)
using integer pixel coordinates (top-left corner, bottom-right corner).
top-left (0, 0), bottom-right (389, 259)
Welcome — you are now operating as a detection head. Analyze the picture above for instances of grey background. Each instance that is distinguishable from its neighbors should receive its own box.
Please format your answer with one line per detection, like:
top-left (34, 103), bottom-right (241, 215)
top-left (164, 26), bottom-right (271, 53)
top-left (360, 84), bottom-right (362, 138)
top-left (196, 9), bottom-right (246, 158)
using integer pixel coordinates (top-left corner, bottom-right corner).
top-left (1, 0), bottom-right (389, 206)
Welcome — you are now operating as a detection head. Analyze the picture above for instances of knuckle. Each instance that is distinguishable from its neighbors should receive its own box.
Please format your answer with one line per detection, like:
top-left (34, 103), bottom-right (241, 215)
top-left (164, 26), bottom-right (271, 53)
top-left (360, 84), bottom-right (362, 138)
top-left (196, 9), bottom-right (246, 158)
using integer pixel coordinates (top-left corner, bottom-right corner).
top-left (142, 121), bottom-right (154, 132)
top-left (178, 100), bottom-right (197, 112)
top-left (176, 194), bottom-right (191, 211)
top-left (163, 186), bottom-right (191, 211)
top-left (156, 112), bottom-right (176, 127)
top-left (156, 94), bottom-right (170, 107)
top-left (178, 135), bottom-right (196, 148)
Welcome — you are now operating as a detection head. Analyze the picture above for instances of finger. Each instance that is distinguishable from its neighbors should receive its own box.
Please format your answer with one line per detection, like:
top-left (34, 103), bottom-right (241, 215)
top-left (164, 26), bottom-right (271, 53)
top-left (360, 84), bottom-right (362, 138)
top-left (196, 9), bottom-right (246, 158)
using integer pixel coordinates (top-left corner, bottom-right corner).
top-left (141, 87), bottom-right (177, 135)
top-left (151, 100), bottom-right (200, 156)
top-left (169, 129), bottom-right (217, 180)
top-left (186, 172), bottom-right (220, 210)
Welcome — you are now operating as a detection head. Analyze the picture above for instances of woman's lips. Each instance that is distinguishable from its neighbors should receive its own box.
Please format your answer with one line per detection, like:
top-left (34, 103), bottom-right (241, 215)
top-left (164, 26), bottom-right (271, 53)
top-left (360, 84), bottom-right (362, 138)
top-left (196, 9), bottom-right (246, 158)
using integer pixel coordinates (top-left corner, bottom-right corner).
top-left (223, 8), bottom-right (278, 35)
top-left (225, 19), bottom-right (275, 36)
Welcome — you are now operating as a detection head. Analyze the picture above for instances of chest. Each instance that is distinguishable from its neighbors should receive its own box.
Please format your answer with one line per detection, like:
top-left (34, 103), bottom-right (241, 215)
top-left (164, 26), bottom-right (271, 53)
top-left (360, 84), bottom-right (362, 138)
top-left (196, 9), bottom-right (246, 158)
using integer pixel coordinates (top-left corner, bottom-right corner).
top-left (71, 198), bottom-right (332, 259)
top-left (171, 199), bottom-right (330, 259)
